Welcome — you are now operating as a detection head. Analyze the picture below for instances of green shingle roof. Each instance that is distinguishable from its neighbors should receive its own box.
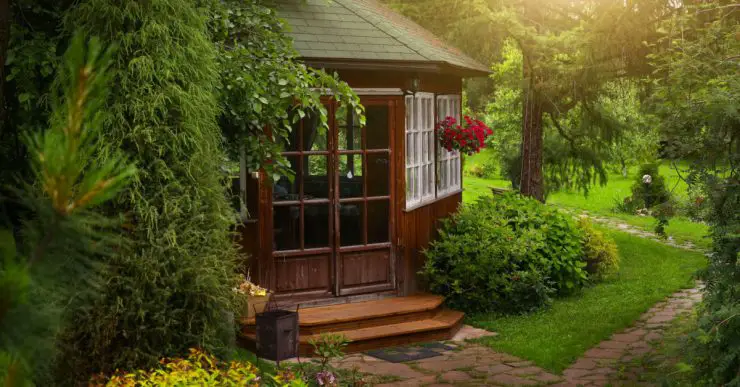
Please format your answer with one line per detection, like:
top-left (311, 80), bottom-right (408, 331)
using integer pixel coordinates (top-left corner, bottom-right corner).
top-left (273, 0), bottom-right (490, 76)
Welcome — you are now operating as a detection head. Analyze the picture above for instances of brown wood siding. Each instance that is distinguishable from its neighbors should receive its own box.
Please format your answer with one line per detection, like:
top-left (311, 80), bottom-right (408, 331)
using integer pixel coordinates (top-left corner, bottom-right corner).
top-left (396, 193), bottom-right (461, 296)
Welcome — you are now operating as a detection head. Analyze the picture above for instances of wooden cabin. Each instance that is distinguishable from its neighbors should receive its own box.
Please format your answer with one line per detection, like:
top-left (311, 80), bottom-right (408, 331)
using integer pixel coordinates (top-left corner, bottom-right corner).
top-left (239, 0), bottom-right (489, 353)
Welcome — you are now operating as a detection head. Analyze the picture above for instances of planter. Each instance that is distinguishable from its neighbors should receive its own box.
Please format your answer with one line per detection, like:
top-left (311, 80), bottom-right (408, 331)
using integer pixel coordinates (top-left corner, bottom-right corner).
top-left (244, 293), bottom-right (271, 319)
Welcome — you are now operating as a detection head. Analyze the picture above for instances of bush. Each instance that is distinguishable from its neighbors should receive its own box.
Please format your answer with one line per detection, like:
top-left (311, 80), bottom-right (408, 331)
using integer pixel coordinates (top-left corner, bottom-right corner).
top-left (91, 348), bottom-right (306, 387)
top-left (576, 218), bottom-right (619, 281)
top-left (466, 156), bottom-right (498, 179)
top-left (630, 163), bottom-right (671, 209)
top-left (423, 193), bottom-right (587, 314)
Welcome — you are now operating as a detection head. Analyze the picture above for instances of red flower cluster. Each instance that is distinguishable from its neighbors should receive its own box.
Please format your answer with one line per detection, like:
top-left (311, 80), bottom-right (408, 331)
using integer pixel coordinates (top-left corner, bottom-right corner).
top-left (436, 116), bottom-right (493, 155)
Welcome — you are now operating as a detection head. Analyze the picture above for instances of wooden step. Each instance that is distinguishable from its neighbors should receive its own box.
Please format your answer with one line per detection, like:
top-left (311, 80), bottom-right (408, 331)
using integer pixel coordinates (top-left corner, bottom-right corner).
top-left (240, 308), bottom-right (464, 356)
top-left (242, 294), bottom-right (445, 335)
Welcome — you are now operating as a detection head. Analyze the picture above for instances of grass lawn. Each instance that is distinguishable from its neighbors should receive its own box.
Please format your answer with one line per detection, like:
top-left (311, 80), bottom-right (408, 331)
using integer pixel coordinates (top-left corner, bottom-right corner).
top-left (466, 230), bottom-right (707, 373)
top-left (462, 150), bottom-right (712, 249)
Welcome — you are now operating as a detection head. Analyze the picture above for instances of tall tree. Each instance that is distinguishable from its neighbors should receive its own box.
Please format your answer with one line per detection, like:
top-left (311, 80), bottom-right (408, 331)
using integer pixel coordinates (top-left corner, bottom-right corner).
top-left (53, 0), bottom-right (241, 381)
top-left (389, 0), bottom-right (669, 200)
top-left (647, 2), bottom-right (739, 383)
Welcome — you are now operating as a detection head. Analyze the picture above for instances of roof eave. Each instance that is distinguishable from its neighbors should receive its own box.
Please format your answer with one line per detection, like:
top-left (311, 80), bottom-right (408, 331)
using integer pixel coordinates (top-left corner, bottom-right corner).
top-left (301, 57), bottom-right (491, 78)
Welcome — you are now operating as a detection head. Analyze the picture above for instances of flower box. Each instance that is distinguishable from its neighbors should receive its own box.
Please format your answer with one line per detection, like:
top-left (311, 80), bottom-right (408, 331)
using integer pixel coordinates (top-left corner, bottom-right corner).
top-left (245, 293), bottom-right (272, 319)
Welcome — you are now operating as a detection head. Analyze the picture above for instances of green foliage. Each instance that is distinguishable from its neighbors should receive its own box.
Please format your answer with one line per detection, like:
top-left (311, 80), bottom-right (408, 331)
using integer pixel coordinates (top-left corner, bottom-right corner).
top-left (91, 348), bottom-right (306, 387)
top-left (423, 193), bottom-right (587, 314)
top-left (646, 2), bottom-right (739, 384)
top-left (468, 230), bottom-right (707, 373)
top-left (53, 0), bottom-right (242, 381)
top-left (576, 218), bottom-right (619, 281)
top-left (630, 164), bottom-right (671, 210)
top-left (210, 0), bottom-right (363, 181)
top-left (465, 156), bottom-right (497, 179)
top-left (1, 33), bottom-right (135, 386)
top-left (308, 334), bottom-right (349, 372)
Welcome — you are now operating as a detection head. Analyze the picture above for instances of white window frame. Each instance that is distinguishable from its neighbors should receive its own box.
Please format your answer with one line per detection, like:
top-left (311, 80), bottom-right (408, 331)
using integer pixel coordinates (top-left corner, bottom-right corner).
top-left (436, 95), bottom-right (462, 197)
top-left (405, 92), bottom-right (436, 209)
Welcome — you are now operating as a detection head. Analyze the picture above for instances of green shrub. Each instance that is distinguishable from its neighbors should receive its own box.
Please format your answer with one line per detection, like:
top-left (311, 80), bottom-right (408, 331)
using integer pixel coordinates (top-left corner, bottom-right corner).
top-left (576, 218), bottom-right (620, 281)
top-left (630, 163), bottom-right (671, 209)
top-left (91, 348), bottom-right (306, 386)
top-left (423, 193), bottom-right (587, 314)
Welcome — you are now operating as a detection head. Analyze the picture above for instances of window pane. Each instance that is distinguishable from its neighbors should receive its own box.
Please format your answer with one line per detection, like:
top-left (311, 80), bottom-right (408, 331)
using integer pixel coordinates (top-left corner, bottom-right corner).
top-left (337, 105), bottom-right (362, 150)
top-left (339, 154), bottom-right (363, 198)
top-left (367, 153), bottom-right (390, 197)
top-left (273, 155), bottom-right (299, 202)
top-left (368, 200), bottom-right (390, 244)
top-left (304, 204), bottom-right (329, 249)
top-left (304, 155), bottom-right (328, 199)
top-left (303, 117), bottom-right (327, 151)
top-left (339, 203), bottom-right (364, 246)
top-left (273, 205), bottom-right (300, 251)
top-left (406, 133), bottom-right (413, 165)
top-left (366, 105), bottom-right (389, 149)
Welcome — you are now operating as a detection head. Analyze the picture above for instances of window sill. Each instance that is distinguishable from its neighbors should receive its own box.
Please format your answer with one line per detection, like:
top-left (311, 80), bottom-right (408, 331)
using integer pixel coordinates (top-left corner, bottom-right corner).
top-left (403, 188), bottom-right (463, 212)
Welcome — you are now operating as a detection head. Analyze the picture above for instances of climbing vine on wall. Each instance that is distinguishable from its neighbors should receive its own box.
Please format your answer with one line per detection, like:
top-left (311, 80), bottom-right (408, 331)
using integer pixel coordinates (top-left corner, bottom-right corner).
top-left (211, 0), bottom-right (363, 180)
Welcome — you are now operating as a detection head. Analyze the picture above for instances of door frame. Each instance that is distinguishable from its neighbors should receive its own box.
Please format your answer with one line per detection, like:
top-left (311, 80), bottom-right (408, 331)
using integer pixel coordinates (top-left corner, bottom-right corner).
top-left (333, 97), bottom-right (398, 296)
top-left (266, 96), bottom-right (400, 300)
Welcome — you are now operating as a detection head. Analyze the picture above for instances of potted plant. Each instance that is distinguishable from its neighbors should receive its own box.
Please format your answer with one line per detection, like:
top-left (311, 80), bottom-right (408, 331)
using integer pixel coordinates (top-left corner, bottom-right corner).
top-left (436, 115), bottom-right (493, 155)
top-left (235, 276), bottom-right (271, 319)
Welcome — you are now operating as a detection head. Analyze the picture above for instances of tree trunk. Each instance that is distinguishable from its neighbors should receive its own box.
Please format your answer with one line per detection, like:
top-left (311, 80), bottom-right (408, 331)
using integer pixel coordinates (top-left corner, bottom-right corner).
top-left (519, 61), bottom-right (545, 202)
top-left (0, 0), bottom-right (10, 129)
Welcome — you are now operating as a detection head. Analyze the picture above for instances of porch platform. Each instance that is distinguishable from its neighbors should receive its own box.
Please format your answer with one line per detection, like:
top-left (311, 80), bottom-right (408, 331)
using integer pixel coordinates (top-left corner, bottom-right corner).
top-left (240, 294), bottom-right (464, 356)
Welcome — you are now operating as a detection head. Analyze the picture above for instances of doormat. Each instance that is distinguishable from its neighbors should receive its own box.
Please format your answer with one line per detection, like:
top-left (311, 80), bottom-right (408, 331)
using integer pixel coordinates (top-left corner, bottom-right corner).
top-left (364, 343), bottom-right (454, 363)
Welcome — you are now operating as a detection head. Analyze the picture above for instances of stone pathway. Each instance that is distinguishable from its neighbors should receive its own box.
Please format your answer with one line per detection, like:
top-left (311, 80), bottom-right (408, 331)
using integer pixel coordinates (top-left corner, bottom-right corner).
top-left (321, 214), bottom-right (707, 386)
top-left (327, 326), bottom-right (564, 386)
top-left (575, 211), bottom-right (703, 252)
top-left (561, 285), bottom-right (703, 386)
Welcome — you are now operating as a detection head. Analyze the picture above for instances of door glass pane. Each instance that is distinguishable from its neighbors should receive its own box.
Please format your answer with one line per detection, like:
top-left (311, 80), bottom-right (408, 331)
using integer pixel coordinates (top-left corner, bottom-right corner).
top-left (367, 200), bottom-right (390, 244)
top-left (302, 113), bottom-right (326, 151)
top-left (273, 205), bottom-right (300, 251)
top-left (366, 105), bottom-right (389, 149)
top-left (339, 203), bottom-right (364, 246)
top-left (273, 155), bottom-right (299, 201)
top-left (304, 155), bottom-right (328, 199)
top-left (339, 154), bottom-right (363, 198)
top-left (367, 153), bottom-right (390, 196)
top-left (304, 204), bottom-right (329, 248)
top-left (337, 105), bottom-right (362, 150)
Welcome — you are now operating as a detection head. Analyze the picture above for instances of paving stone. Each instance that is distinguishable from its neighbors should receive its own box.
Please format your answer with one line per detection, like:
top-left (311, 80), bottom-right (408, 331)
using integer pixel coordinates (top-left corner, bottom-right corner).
top-left (570, 358), bottom-right (598, 370)
top-left (647, 314), bottom-right (675, 324)
top-left (416, 358), bottom-right (476, 372)
top-left (488, 373), bottom-right (537, 386)
top-left (508, 366), bottom-right (542, 376)
top-left (563, 368), bottom-right (591, 379)
top-left (504, 360), bottom-right (533, 367)
top-left (598, 340), bottom-right (630, 350)
top-left (583, 348), bottom-right (623, 360)
top-left (644, 331), bottom-right (663, 343)
top-left (452, 325), bottom-right (498, 342)
top-left (533, 372), bottom-right (562, 383)
top-left (611, 330), bottom-right (646, 343)
top-left (355, 361), bottom-right (426, 379)
top-left (475, 363), bottom-right (513, 375)
top-left (441, 370), bottom-right (472, 382)
top-left (384, 375), bottom-right (436, 387)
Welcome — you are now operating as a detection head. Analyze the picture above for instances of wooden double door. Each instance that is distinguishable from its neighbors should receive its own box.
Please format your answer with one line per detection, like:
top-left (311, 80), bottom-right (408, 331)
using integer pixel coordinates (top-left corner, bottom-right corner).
top-left (271, 97), bottom-right (398, 299)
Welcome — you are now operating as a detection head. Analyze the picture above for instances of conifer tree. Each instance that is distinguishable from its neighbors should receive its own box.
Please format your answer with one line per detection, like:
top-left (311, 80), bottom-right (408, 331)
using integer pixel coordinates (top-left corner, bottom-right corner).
top-left (388, 0), bottom-right (670, 199)
top-left (54, 0), bottom-right (241, 380)
top-left (1, 33), bottom-right (135, 386)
